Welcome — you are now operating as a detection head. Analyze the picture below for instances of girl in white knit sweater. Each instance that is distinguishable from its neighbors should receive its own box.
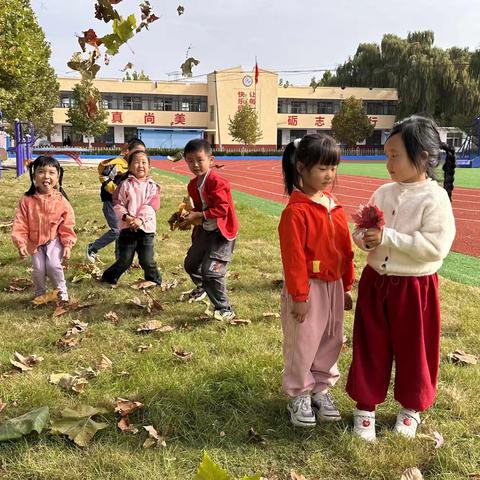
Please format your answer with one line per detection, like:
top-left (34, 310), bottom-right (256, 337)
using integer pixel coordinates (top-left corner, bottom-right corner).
top-left (346, 115), bottom-right (456, 441)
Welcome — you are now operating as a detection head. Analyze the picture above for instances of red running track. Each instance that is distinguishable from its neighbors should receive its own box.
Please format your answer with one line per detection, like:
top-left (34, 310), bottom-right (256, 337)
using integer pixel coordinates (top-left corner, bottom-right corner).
top-left (152, 159), bottom-right (480, 258)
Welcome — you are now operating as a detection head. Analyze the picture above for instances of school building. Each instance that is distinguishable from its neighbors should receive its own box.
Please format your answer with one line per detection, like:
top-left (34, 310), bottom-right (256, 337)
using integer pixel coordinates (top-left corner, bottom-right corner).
top-left (51, 66), bottom-right (398, 149)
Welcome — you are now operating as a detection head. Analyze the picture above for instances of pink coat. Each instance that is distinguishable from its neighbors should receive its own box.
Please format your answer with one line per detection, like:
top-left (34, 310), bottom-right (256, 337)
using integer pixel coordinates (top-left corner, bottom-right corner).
top-left (12, 191), bottom-right (76, 254)
top-left (113, 175), bottom-right (161, 233)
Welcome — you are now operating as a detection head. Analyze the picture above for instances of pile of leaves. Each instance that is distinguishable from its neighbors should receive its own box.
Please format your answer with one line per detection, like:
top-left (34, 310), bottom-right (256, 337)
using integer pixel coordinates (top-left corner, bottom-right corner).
top-left (167, 196), bottom-right (201, 231)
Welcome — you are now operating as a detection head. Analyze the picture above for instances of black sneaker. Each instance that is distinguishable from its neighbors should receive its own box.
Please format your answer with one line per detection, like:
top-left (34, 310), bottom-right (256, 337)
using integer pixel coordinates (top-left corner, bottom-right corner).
top-left (85, 244), bottom-right (97, 263)
top-left (189, 287), bottom-right (207, 302)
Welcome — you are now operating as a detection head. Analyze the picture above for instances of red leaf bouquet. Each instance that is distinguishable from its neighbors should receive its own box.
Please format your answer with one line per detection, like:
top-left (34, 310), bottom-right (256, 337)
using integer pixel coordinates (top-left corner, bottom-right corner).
top-left (352, 204), bottom-right (385, 229)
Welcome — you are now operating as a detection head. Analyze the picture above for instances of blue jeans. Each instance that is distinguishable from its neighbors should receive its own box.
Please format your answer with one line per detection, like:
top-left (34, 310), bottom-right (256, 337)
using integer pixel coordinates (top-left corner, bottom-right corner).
top-left (101, 229), bottom-right (162, 285)
top-left (90, 201), bottom-right (120, 259)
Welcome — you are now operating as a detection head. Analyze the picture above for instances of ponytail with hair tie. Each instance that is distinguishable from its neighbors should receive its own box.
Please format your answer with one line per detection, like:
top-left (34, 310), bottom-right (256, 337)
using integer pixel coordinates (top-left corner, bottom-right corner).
top-left (440, 142), bottom-right (456, 201)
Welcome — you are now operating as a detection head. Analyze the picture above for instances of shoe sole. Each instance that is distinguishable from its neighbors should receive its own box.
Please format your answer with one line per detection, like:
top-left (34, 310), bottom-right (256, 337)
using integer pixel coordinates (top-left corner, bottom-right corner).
top-left (190, 292), bottom-right (207, 302)
top-left (316, 413), bottom-right (342, 422)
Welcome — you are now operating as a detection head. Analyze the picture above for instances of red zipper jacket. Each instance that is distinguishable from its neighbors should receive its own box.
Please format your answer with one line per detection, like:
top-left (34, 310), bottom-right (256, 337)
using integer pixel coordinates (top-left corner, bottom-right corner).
top-left (278, 190), bottom-right (354, 301)
top-left (187, 169), bottom-right (239, 241)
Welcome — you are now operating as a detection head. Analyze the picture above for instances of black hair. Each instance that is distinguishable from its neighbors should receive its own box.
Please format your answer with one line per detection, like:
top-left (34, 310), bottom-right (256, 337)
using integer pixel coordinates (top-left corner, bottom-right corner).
top-left (127, 149), bottom-right (150, 167)
top-left (25, 156), bottom-right (69, 200)
top-left (281, 134), bottom-right (340, 195)
top-left (184, 138), bottom-right (212, 157)
top-left (127, 137), bottom-right (146, 151)
top-left (387, 115), bottom-right (456, 200)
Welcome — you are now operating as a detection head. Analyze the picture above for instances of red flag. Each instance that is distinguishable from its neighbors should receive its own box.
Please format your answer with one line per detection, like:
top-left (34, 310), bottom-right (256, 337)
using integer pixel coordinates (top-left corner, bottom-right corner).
top-left (254, 61), bottom-right (259, 84)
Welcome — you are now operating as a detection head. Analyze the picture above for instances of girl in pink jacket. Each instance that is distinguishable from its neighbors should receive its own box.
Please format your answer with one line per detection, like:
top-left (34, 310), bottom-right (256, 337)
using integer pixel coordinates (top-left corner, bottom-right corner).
top-left (101, 151), bottom-right (162, 285)
top-left (12, 156), bottom-right (76, 302)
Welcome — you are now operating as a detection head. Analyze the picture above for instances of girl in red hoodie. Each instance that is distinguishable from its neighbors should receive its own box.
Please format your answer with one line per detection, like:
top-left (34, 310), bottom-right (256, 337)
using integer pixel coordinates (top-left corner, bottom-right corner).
top-left (278, 134), bottom-right (354, 427)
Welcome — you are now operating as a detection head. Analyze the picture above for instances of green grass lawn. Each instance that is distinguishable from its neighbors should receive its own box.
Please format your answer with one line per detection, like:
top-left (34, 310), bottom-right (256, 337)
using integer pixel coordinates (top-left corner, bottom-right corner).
top-left (338, 162), bottom-right (480, 189)
top-left (0, 167), bottom-right (479, 480)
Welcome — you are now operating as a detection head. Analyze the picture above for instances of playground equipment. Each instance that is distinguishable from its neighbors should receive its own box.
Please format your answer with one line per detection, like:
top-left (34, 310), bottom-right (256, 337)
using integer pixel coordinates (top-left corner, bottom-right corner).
top-left (457, 116), bottom-right (480, 168)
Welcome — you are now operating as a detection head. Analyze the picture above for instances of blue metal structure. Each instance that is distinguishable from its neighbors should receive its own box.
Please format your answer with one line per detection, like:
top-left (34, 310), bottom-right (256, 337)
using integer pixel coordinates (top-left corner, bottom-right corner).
top-left (457, 116), bottom-right (480, 168)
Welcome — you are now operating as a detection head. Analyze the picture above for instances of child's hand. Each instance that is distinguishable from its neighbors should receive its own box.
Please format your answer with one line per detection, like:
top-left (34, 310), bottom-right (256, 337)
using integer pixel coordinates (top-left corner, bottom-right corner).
top-left (363, 227), bottom-right (382, 249)
top-left (62, 246), bottom-right (71, 260)
top-left (179, 211), bottom-right (203, 229)
top-left (129, 217), bottom-right (143, 231)
top-left (344, 291), bottom-right (353, 311)
top-left (18, 246), bottom-right (28, 259)
top-left (291, 301), bottom-right (309, 323)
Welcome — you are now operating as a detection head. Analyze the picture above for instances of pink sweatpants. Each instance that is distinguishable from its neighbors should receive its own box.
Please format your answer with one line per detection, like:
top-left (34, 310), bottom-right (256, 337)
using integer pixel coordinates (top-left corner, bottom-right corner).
top-left (281, 278), bottom-right (345, 397)
top-left (31, 238), bottom-right (68, 301)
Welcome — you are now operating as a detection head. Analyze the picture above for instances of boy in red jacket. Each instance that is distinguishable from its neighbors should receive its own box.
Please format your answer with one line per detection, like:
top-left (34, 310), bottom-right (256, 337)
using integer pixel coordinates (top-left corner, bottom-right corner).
top-left (180, 139), bottom-right (239, 320)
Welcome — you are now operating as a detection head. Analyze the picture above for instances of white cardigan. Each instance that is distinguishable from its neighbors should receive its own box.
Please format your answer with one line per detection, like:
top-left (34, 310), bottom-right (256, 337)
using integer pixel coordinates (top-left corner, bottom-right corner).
top-left (353, 179), bottom-right (456, 276)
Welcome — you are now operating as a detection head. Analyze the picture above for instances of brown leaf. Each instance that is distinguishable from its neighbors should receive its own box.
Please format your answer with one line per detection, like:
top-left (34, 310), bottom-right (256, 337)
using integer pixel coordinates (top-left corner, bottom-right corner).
top-left (0, 400), bottom-right (6, 413)
top-left (172, 347), bottom-right (193, 361)
top-left (0, 222), bottom-right (13, 233)
top-left (401, 468), bottom-right (424, 480)
top-left (114, 398), bottom-right (144, 417)
top-left (56, 336), bottom-right (81, 350)
top-left (160, 279), bottom-right (178, 291)
top-left (142, 425), bottom-right (167, 448)
top-left (10, 352), bottom-right (44, 372)
top-left (49, 373), bottom-right (89, 393)
top-left (130, 280), bottom-right (158, 290)
top-left (177, 5), bottom-right (184, 15)
top-left (96, 354), bottom-right (113, 372)
top-left (262, 312), bottom-right (280, 319)
top-left (136, 320), bottom-right (163, 333)
top-left (121, 62), bottom-right (134, 72)
top-left (247, 427), bottom-right (266, 444)
top-left (104, 311), bottom-right (119, 324)
top-left (129, 297), bottom-right (144, 308)
top-left (448, 350), bottom-right (478, 365)
top-left (212, 164), bottom-right (225, 169)
top-left (32, 289), bottom-right (59, 305)
top-left (53, 300), bottom-right (94, 317)
top-left (158, 325), bottom-right (176, 333)
top-left (271, 279), bottom-right (283, 287)
top-left (5, 277), bottom-right (33, 292)
top-left (229, 319), bottom-right (251, 326)
top-left (117, 415), bottom-right (139, 434)
top-left (137, 343), bottom-right (152, 353)
top-left (94, 0), bottom-right (121, 22)
top-left (290, 471), bottom-right (307, 480)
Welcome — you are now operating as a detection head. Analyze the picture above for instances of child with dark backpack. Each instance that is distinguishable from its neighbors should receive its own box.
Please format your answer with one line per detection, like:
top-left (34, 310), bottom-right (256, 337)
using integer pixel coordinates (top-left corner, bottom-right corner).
top-left (278, 134), bottom-right (354, 427)
top-left (180, 139), bottom-right (238, 321)
top-left (346, 115), bottom-right (456, 441)
top-left (86, 138), bottom-right (146, 262)
top-left (12, 156), bottom-right (76, 302)
top-left (101, 150), bottom-right (162, 286)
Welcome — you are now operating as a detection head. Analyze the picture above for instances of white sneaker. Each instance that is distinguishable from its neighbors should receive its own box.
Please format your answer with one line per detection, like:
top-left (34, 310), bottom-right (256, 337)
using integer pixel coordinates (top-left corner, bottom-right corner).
top-left (85, 244), bottom-right (97, 263)
top-left (213, 309), bottom-right (236, 321)
top-left (287, 395), bottom-right (316, 428)
top-left (312, 391), bottom-right (341, 421)
top-left (393, 408), bottom-right (420, 438)
top-left (353, 409), bottom-right (376, 442)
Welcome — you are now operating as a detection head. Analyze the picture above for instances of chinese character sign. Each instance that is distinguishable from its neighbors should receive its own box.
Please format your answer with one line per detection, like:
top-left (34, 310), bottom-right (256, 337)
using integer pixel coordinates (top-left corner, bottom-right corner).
top-left (287, 115), bottom-right (298, 126)
top-left (111, 112), bottom-right (123, 123)
top-left (144, 112), bottom-right (155, 124)
top-left (314, 116), bottom-right (325, 127)
top-left (369, 116), bottom-right (378, 127)
top-left (174, 113), bottom-right (186, 125)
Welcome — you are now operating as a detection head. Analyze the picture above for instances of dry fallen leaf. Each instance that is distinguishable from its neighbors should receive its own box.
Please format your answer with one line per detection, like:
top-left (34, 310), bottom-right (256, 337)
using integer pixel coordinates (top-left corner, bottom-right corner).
top-left (247, 427), bottom-right (266, 444)
top-left (160, 279), bottom-right (178, 291)
top-left (136, 320), bottom-right (163, 333)
top-left (104, 311), bottom-right (119, 323)
top-left (219, 431), bottom-right (226, 438)
top-left (56, 336), bottom-right (81, 350)
top-left (417, 431), bottom-right (444, 449)
top-left (32, 289), bottom-right (59, 305)
top-left (96, 354), bottom-right (113, 372)
top-left (10, 352), bottom-right (44, 372)
top-left (117, 415), bottom-right (139, 434)
top-left (262, 312), bottom-right (280, 319)
top-left (114, 398), bottom-right (144, 417)
top-left (49, 373), bottom-right (89, 394)
top-left (448, 350), bottom-right (478, 365)
top-left (0, 400), bottom-right (6, 413)
top-left (158, 325), bottom-right (176, 333)
top-left (229, 318), bottom-right (251, 326)
top-left (137, 343), bottom-right (153, 353)
top-left (401, 467), bottom-right (424, 480)
top-left (5, 277), bottom-right (33, 292)
top-left (290, 471), bottom-right (307, 480)
top-left (172, 347), bottom-right (193, 361)
top-left (142, 425), bottom-right (167, 448)
top-left (130, 280), bottom-right (158, 290)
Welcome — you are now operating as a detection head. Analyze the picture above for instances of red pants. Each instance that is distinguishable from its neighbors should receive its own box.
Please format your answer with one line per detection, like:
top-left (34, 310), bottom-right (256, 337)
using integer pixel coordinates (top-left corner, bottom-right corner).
top-left (346, 265), bottom-right (441, 412)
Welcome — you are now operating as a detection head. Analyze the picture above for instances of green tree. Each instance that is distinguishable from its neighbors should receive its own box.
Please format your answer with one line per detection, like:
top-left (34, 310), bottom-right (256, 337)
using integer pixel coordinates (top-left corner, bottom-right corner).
top-left (66, 79), bottom-right (108, 146)
top-left (327, 31), bottom-right (480, 128)
top-left (331, 97), bottom-right (374, 147)
top-left (228, 104), bottom-right (263, 145)
top-left (123, 70), bottom-right (151, 81)
top-left (0, 0), bottom-right (58, 135)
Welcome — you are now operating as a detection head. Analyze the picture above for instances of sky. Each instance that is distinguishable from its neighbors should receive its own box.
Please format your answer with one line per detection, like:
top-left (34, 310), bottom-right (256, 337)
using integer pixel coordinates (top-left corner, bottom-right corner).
top-left (31, 0), bottom-right (480, 85)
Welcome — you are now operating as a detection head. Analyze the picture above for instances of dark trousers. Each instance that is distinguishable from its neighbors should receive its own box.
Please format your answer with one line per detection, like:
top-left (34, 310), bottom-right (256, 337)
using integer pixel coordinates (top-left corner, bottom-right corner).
top-left (346, 265), bottom-right (441, 412)
top-left (102, 229), bottom-right (162, 285)
top-left (184, 227), bottom-right (235, 311)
